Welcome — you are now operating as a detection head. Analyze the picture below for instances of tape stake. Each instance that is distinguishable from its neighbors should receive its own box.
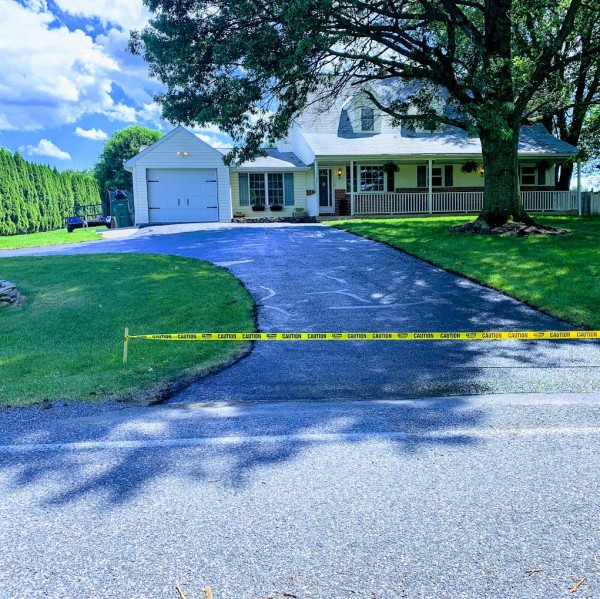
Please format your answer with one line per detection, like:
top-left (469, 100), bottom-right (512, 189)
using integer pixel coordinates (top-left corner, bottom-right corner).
top-left (123, 327), bottom-right (129, 366)
top-left (123, 330), bottom-right (600, 343)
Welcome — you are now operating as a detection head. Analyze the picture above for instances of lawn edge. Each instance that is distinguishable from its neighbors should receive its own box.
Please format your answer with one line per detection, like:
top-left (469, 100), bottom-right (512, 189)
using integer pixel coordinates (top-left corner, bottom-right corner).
top-left (124, 273), bottom-right (261, 407)
top-left (0, 230), bottom-right (106, 251)
top-left (329, 221), bottom-right (585, 331)
top-left (0, 254), bottom-right (259, 409)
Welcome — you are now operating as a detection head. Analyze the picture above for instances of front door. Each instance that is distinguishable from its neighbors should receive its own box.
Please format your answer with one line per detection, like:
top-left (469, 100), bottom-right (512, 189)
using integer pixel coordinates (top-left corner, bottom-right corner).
top-left (319, 169), bottom-right (334, 214)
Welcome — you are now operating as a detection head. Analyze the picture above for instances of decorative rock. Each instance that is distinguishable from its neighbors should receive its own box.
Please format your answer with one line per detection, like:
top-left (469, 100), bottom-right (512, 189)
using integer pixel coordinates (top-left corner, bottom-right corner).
top-left (0, 281), bottom-right (22, 308)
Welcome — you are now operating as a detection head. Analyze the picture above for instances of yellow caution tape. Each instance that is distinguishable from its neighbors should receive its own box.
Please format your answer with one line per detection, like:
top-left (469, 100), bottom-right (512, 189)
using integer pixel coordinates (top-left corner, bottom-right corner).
top-left (122, 329), bottom-right (599, 364)
top-left (126, 330), bottom-right (600, 342)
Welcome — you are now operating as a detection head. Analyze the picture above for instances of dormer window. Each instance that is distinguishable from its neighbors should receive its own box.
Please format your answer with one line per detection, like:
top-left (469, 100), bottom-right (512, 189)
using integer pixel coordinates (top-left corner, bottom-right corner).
top-left (361, 108), bottom-right (375, 132)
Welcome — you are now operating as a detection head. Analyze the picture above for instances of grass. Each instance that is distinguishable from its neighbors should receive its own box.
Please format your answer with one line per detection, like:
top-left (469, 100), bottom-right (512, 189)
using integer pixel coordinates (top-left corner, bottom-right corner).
top-left (0, 227), bottom-right (104, 250)
top-left (331, 215), bottom-right (600, 329)
top-left (0, 254), bottom-right (255, 406)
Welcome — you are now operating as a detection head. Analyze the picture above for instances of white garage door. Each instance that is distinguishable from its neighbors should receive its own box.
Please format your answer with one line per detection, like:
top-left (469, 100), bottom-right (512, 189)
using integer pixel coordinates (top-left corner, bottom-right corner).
top-left (146, 169), bottom-right (219, 223)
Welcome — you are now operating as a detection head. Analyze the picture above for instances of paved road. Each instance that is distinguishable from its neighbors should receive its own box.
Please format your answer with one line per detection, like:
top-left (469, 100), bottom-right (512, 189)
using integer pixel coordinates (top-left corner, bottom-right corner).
top-left (3, 223), bottom-right (600, 401)
top-left (1, 394), bottom-right (600, 598)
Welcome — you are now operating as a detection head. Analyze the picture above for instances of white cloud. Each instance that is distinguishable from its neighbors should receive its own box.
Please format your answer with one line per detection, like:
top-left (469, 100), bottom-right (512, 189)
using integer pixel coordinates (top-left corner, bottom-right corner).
top-left (75, 127), bottom-right (108, 140)
top-left (23, 0), bottom-right (47, 12)
top-left (195, 133), bottom-right (228, 147)
top-left (20, 139), bottom-right (71, 160)
top-left (0, 1), bottom-right (163, 132)
top-left (53, 0), bottom-right (150, 31)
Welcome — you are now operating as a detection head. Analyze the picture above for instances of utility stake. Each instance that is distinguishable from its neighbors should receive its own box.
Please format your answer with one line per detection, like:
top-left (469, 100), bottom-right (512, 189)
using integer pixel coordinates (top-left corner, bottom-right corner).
top-left (123, 327), bottom-right (129, 365)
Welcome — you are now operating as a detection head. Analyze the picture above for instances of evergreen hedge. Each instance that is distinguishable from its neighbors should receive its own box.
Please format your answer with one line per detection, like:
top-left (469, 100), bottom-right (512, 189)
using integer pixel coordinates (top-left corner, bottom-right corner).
top-left (0, 148), bottom-right (101, 236)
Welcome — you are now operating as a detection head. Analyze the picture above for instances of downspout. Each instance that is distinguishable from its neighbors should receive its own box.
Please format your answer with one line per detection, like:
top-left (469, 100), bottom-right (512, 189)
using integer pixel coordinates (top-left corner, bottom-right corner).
top-left (428, 159), bottom-right (433, 214)
top-left (314, 158), bottom-right (319, 215)
top-left (350, 160), bottom-right (355, 216)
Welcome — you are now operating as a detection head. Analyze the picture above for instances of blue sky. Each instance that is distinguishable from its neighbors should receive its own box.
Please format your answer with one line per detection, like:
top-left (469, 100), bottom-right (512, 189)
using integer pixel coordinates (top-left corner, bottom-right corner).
top-left (0, 0), bottom-right (232, 171)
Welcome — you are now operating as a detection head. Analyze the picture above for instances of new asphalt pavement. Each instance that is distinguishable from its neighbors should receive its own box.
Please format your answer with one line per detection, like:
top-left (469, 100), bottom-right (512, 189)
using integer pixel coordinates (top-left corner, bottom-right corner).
top-left (1, 223), bottom-right (599, 598)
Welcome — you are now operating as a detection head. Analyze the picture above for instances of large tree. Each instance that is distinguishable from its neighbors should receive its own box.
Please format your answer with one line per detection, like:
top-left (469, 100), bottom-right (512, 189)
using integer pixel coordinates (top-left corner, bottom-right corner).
top-left (527, 11), bottom-right (600, 189)
top-left (131, 0), bottom-right (600, 228)
top-left (94, 126), bottom-right (162, 209)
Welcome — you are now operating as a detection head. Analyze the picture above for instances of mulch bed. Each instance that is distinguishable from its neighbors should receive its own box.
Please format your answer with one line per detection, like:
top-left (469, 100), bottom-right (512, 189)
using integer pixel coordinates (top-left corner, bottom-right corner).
top-left (450, 221), bottom-right (570, 236)
top-left (232, 216), bottom-right (318, 224)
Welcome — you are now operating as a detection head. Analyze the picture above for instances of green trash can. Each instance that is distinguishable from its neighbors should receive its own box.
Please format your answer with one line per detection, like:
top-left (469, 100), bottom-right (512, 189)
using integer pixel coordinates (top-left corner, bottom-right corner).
top-left (111, 199), bottom-right (132, 228)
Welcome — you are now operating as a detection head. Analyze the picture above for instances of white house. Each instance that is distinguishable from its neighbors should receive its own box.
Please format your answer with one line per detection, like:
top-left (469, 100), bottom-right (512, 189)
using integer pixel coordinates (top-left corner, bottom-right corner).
top-left (124, 85), bottom-right (580, 224)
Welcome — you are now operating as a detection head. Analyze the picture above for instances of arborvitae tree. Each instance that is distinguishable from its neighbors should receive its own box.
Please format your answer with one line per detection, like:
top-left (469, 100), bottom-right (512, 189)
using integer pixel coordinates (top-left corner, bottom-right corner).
top-left (14, 152), bottom-right (40, 233)
top-left (0, 149), bottom-right (18, 235)
top-left (0, 150), bottom-right (101, 236)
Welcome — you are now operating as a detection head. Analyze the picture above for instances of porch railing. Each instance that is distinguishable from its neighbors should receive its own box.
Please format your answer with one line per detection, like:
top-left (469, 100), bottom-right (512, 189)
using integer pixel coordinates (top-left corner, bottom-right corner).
top-left (354, 190), bottom-right (579, 215)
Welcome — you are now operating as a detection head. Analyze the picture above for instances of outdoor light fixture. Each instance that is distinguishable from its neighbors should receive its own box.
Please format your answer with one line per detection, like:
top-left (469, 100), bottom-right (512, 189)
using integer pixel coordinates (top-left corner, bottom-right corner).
top-left (176, 151), bottom-right (190, 157)
top-left (337, 168), bottom-right (343, 178)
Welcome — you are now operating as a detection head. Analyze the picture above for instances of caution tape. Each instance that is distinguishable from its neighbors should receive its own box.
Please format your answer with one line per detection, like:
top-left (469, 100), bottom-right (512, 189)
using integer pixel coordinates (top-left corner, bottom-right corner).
top-left (122, 329), bottom-right (599, 364)
top-left (126, 330), bottom-right (600, 342)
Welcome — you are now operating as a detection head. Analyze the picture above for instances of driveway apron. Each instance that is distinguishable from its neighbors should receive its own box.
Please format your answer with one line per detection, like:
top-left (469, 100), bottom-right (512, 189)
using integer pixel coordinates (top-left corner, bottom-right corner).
top-left (3, 224), bottom-right (599, 401)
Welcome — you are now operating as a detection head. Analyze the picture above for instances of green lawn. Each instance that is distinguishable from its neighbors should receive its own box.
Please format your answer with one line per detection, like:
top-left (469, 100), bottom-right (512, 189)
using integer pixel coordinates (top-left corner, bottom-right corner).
top-left (0, 254), bottom-right (255, 406)
top-left (0, 227), bottom-right (104, 250)
top-left (331, 215), bottom-right (600, 329)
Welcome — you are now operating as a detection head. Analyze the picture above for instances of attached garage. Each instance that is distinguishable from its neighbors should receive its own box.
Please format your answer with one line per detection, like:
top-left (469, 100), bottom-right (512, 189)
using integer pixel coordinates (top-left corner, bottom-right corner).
top-left (124, 126), bottom-right (232, 225)
top-left (146, 168), bottom-right (219, 223)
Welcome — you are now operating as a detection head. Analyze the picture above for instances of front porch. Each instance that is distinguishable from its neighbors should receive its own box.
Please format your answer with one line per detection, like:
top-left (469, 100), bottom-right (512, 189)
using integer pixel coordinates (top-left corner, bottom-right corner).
top-left (312, 159), bottom-right (582, 217)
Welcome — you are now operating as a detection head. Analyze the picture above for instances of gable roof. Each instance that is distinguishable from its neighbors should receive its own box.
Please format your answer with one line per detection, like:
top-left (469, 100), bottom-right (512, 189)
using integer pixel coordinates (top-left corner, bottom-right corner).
top-left (124, 125), bottom-right (226, 169)
top-left (295, 80), bottom-right (578, 158)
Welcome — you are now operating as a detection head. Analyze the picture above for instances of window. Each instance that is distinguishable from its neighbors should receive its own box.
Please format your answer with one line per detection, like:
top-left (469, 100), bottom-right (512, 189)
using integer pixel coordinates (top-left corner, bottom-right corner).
top-left (417, 164), bottom-right (454, 188)
top-left (360, 165), bottom-right (385, 192)
top-left (268, 173), bottom-right (284, 205)
top-left (521, 166), bottom-right (537, 186)
top-left (361, 108), bottom-right (375, 132)
top-left (249, 173), bottom-right (266, 206)
top-left (244, 173), bottom-right (291, 206)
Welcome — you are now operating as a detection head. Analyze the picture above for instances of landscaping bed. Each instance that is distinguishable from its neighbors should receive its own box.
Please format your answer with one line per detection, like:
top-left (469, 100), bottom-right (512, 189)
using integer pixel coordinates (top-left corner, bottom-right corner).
top-left (0, 227), bottom-right (104, 250)
top-left (0, 254), bottom-right (255, 406)
top-left (331, 215), bottom-right (600, 329)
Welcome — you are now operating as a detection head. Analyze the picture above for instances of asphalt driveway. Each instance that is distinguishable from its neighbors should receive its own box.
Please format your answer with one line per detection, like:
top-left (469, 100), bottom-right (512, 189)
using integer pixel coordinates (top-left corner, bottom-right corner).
top-left (3, 223), bottom-right (600, 401)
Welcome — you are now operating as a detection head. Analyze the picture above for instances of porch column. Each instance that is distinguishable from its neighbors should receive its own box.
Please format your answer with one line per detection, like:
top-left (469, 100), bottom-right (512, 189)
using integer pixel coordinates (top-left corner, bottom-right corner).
top-left (428, 159), bottom-right (433, 214)
top-left (350, 160), bottom-right (355, 216)
top-left (314, 158), bottom-right (319, 214)
top-left (577, 160), bottom-right (582, 216)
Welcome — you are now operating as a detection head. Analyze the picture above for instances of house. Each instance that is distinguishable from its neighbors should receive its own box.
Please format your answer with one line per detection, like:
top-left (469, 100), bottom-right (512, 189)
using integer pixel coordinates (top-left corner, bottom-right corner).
top-left (124, 85), bottom-right (580, 224)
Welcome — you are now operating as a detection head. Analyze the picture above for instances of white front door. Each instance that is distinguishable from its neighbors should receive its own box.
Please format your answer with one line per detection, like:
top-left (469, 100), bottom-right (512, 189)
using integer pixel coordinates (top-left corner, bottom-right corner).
top-left (147, 169), bottom-right (219, 223)
top-left (318, 168), bottom-right (334, 214)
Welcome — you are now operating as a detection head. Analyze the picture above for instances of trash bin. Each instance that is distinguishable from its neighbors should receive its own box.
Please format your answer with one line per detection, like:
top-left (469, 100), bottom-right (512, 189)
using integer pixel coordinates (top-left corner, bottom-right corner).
top-left (111, 199), bottom-right (132, 227)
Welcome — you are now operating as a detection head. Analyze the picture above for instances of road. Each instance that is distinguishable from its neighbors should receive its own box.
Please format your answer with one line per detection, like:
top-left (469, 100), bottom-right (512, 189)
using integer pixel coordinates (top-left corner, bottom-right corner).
top-left (1, 394), bottom-right (599, 598)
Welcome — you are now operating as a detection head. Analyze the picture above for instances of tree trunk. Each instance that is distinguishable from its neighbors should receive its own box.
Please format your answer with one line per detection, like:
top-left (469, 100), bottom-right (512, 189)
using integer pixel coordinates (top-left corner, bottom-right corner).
top-left (476, 128), bottom-right (533, 227)
top-left (555, 161), bottom-right (574, 191)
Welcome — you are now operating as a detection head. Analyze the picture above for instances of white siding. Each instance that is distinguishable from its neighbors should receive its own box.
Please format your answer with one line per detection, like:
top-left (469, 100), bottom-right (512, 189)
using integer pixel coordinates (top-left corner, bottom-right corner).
top-left (131, 128), bottom-right (231, 224)
top-left (277, 122), bottom-right (315, 166)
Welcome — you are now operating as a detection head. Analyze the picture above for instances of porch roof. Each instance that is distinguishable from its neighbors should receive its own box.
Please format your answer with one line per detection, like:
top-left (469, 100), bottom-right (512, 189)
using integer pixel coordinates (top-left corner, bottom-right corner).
top-left (216, 148), bottom-right (309, 170)
top-left (304, 124), bottom-right (578, 159)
